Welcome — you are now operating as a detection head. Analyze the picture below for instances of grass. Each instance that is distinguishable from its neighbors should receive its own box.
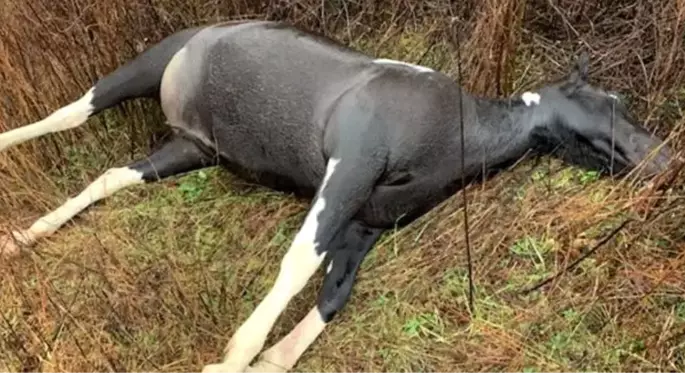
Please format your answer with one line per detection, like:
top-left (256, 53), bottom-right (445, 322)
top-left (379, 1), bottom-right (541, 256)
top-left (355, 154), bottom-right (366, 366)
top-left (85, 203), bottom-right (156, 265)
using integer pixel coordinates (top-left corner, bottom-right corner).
top-left (2, 0), bottom-right (685, 371)
top-left (3, 153), bottom-right (684, 371)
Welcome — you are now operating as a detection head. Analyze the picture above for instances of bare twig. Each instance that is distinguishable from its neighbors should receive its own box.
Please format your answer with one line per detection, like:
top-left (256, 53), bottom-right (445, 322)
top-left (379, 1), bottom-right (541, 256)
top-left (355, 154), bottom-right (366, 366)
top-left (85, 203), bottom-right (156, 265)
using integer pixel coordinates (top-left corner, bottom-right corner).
top-left (521, 219), bottom-right (633, 295)
top-left (451, 15), bottom-right (476, 315)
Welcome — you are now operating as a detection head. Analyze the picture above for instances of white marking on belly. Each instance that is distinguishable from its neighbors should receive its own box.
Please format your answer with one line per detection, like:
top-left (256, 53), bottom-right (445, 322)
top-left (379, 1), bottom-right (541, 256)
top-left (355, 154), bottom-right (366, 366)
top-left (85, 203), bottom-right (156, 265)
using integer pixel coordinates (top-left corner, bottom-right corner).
top-left (159, 47), bottom-right (215, 150)
top-left (210, 158), bottom-right (341, 372)
top-left (0, 88), bottom-right (94, 152)
top-left (521, 91), bottom-right (541, 106)
top-left (160, 47), bottom-right (188, 127)
top-left (249, 306), bottom-right (328, 372)
top-left (14, 167), bottom-right (144, 245)
top-left (373, 58), bottom-right (434, 73)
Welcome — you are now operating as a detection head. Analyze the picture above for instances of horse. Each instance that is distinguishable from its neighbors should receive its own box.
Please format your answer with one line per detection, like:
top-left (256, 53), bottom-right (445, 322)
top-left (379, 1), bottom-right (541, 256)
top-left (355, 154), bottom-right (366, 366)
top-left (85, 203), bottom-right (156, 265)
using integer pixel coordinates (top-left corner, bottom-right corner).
top-left (0, 20), bottom-right (672, 372)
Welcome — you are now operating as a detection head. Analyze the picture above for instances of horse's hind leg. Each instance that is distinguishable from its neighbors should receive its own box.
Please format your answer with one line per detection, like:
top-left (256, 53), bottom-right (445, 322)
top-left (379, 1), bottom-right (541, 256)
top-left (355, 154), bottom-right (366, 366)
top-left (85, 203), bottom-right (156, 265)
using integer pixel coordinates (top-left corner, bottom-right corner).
top-left (0, 88), bottom-right (97, 152)
top-left (0, 135), bottom-right (214, 255)
top-left (0, 27), bottom-right (202, 153)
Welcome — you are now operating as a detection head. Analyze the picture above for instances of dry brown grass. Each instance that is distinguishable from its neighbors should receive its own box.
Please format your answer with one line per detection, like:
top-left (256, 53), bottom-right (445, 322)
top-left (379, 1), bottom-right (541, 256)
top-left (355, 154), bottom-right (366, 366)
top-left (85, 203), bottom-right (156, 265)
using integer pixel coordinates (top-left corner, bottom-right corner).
top-left (1, 0), bottom-right (685, 372)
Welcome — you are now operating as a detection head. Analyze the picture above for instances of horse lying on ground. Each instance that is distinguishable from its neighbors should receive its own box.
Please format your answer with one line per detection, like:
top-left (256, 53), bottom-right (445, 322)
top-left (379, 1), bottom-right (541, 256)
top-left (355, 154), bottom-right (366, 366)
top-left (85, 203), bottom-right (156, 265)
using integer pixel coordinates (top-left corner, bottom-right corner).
top-left (0, 20), bottom-right (673, 372)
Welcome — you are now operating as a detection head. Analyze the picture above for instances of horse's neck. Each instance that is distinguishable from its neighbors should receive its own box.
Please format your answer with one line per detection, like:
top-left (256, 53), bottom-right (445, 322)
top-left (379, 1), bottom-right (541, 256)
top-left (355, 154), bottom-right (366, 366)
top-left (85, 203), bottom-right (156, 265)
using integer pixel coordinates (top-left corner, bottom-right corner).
top-left (460, 96), bottom-right (542, 170)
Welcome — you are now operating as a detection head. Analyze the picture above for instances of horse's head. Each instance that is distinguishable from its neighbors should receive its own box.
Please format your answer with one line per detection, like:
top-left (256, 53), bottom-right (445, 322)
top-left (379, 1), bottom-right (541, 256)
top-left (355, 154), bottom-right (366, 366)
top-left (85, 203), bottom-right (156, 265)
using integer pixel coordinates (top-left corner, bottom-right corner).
top-left (532, 52), bottom-right (672, 178)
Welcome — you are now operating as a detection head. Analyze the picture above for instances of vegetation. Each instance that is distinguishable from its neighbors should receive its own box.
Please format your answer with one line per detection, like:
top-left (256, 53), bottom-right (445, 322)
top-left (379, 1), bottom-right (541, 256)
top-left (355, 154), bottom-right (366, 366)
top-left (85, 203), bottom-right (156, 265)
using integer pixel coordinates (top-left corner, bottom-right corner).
top-left (1, 0), bottom-right (684, 371)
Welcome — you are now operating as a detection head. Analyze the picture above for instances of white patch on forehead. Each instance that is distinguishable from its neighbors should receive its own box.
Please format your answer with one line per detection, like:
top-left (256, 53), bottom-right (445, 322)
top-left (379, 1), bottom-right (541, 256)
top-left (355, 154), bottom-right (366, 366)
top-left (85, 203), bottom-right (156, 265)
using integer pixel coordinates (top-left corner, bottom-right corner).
top-left (608, 93), bottom-right (618, 100)
top-left (373, 58), bottom-right (434, 73)
top-left (521, 91), bottom-right (541, 106)
top-left (326, 261), bottom-right (333, 274)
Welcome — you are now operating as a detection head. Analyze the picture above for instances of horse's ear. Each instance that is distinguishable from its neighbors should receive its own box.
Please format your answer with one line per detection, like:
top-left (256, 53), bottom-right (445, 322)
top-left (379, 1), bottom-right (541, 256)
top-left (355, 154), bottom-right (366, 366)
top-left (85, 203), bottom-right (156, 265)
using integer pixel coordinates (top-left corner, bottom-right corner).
top-left (563, 51), bottom-right (590, 94)
top-left (575, 51), bottom-right (589, 81)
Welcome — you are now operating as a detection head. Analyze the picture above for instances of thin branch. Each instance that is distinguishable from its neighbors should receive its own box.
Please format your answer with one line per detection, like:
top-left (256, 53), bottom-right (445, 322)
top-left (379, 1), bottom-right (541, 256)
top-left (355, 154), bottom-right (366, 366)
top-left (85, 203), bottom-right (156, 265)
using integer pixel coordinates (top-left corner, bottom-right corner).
top-left (451, 15), bottom-right (475, 315)
top-left (521, 219), bottom-right (632, 295)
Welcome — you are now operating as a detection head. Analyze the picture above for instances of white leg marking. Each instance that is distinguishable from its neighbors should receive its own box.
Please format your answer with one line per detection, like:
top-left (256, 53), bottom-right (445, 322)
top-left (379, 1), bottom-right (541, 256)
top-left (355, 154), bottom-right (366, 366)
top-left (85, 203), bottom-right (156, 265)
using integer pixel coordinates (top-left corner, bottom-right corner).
top-left (0, 88), bottom-right (95, 152)
top-left (521, 91), bottom-right (541, 106)
top-left (202, 158), bottom-right (340, 373)
top-left (372, 58), bottom-right (434, 73)
top-left (246, 306), bottom-right (327, 372)
top-left (11, 167), bottom-right (144, 246)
